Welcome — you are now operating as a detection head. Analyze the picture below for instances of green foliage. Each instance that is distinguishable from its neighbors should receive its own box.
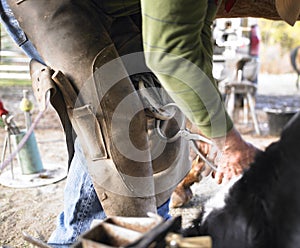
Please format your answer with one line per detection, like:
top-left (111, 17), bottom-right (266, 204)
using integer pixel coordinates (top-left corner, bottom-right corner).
top-left (259, 19), bottom-right (300, 52)
top-left (0, 79), bottom-right (31, 86)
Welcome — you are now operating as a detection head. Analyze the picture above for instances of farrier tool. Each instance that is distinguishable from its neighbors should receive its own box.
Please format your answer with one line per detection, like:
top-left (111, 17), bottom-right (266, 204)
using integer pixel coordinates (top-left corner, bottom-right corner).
top-left (138, 81), bottom-right (218, 172)
top-left (154, 103), bottom-right (218, 172)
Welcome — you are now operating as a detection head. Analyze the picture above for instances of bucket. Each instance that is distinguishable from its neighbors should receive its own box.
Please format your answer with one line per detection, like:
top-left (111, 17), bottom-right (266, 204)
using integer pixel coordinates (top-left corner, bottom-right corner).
top-left (11, 130), bottom-right (44, 174)
top-left (264, 107), bottom-right (299, 136)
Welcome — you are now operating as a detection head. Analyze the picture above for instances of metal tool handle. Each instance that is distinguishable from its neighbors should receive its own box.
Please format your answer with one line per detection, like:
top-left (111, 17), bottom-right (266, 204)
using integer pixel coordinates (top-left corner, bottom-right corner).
top-left (155, 119), bottom-right (218, 172)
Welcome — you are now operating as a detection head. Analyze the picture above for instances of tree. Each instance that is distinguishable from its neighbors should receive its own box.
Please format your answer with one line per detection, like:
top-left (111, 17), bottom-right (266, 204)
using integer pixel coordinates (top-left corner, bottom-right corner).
top-left (259, 19), bottom-right (300, 53)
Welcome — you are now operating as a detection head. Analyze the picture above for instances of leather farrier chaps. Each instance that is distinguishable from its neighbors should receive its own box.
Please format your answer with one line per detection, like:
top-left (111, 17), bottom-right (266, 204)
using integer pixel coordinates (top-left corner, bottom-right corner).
top-left (7, 0), bottom-right (190, 216)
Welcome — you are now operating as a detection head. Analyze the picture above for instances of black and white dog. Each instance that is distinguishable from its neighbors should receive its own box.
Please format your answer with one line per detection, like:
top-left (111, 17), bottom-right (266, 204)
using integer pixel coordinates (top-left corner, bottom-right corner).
top-left (183, 112), bottom-right (300, 248)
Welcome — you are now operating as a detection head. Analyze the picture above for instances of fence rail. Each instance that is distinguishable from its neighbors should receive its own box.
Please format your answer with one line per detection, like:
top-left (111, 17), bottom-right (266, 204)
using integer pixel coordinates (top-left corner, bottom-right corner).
top-left (0, 23), bottom-right (31, 81)
top-left (0, 50), bottom-right (30, 80)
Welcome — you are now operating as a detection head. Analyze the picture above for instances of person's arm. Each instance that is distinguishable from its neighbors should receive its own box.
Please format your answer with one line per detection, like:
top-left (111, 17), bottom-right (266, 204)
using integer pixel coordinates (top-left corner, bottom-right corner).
top-left (141, 0), bottom-right (232, 138)
top-left (141, 0), bottom-right (258, 182)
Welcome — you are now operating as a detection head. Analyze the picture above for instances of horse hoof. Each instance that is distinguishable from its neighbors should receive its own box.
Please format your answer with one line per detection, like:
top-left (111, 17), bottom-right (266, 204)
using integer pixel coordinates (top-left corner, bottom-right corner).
top-left (170, 186), bottom-right (193, 208)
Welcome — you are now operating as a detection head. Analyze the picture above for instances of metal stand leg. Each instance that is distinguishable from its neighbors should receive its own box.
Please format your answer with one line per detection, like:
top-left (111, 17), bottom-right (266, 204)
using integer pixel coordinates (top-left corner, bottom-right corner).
top-left (247, 92), bottom-right (260, 135)
top-left (243, 95), bottom-right (248, 124)
top-left (7, 133), bottom-right (14, 179)
top-left (1, 134), bottom-right (8, 172)
top-left (226, 87), bottom-right (235, 119)
top-left (225, 82), bottom-right (260, 134)
top-left (0, 131), bottom-right (14, 179)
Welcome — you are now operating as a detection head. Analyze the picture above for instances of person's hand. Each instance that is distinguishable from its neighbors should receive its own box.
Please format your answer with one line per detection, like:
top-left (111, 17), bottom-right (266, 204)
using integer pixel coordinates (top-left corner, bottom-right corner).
top-left (188, 122), bottom-right (259, 184)
top-left (209, 127), bottom-right (260, 184)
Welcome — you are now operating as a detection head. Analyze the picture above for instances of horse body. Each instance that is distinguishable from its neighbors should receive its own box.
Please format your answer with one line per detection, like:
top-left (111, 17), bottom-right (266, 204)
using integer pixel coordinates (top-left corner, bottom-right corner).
top-left (183, 112), bottom-right (300, 248)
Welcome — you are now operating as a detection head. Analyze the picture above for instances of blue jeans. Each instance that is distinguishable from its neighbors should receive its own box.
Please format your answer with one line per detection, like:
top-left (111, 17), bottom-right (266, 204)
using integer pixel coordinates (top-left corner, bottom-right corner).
top-left (48, 139), bottom-right (171, 247)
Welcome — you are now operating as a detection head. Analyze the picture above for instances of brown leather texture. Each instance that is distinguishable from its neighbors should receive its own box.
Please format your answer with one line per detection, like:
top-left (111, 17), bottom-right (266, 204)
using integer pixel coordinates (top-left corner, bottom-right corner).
top-left (9, 0), bottom-right (190, 216)
top-left (216, 0), bottom-right (300, 23)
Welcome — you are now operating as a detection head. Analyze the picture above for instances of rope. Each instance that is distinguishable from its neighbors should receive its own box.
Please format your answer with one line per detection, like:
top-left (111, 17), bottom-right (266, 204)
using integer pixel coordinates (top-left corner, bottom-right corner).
top-left (0, 90), bottom-right (50, 172)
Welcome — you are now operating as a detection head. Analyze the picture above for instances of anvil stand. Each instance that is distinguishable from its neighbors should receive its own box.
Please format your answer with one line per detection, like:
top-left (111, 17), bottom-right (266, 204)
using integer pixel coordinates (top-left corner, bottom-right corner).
top-left (224, 71), bottom-right (261, 135)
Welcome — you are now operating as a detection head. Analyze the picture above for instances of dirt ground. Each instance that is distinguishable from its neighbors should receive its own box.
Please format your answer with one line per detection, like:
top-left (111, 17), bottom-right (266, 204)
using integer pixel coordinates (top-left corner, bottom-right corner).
top-left (0, 76), bottom-right (299, 247)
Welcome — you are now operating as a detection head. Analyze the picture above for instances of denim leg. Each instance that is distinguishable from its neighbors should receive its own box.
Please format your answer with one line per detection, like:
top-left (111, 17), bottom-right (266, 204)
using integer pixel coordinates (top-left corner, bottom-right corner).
top-left (48, 139), bottom-right (105, 246)
top-left (20, 40), bottom-right (45, 64)
top-left (157, 199), bottom-right (171, 220)
top-left (48, 139), bottom-right (171, 246)
top-left (0, 0), bottom-right (44, 63)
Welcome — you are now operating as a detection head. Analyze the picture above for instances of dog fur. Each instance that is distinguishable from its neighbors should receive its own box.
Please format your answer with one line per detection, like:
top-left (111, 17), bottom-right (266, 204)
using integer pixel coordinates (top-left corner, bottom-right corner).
top-left (183, 112), bottom-right (300, 248)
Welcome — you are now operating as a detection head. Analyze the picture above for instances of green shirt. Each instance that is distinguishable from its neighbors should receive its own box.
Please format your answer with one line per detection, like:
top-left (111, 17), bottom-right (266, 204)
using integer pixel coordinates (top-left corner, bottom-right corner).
top-left (102, 0), bottom-right (233, 138)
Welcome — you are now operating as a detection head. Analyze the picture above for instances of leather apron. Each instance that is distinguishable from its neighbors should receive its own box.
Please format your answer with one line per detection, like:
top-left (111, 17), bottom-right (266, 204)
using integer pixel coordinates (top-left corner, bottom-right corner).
top-left (7, 0), bottom-right (190, 217)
